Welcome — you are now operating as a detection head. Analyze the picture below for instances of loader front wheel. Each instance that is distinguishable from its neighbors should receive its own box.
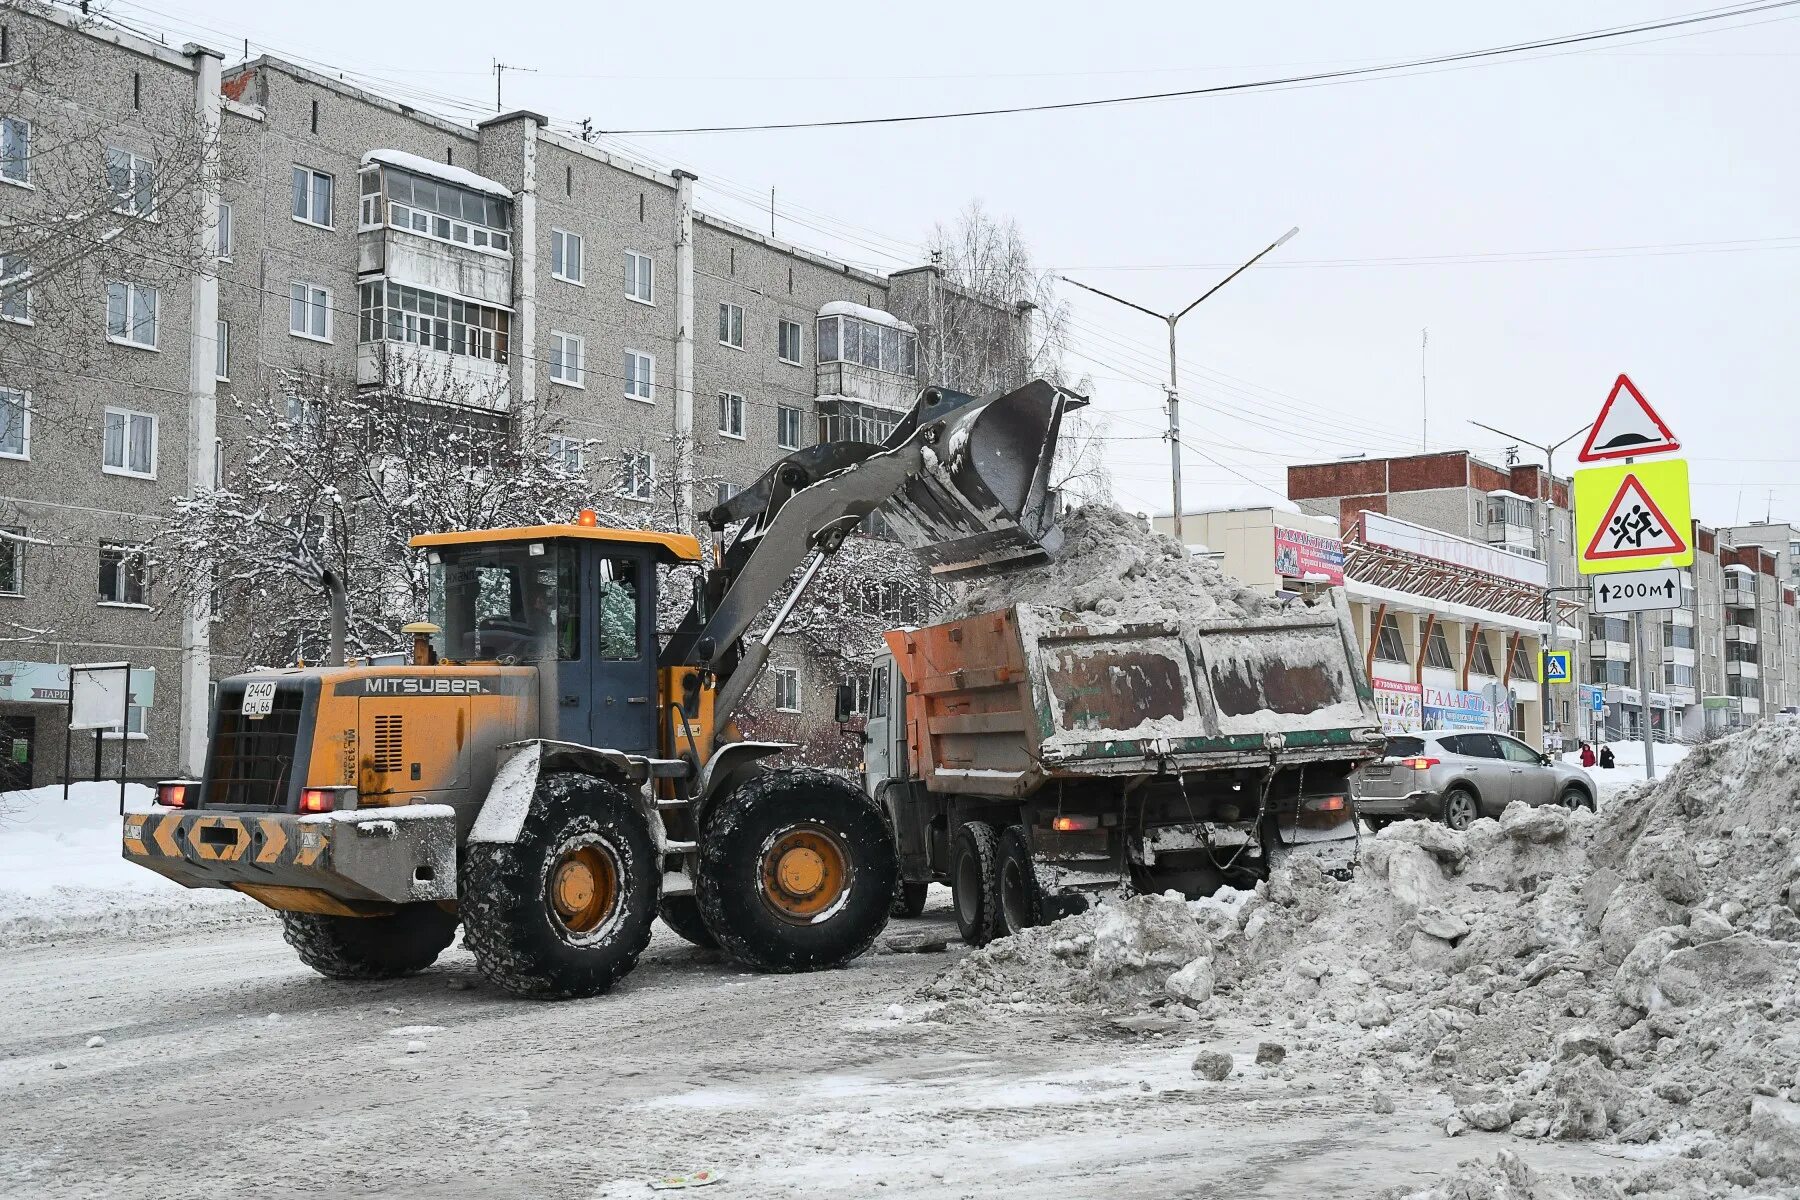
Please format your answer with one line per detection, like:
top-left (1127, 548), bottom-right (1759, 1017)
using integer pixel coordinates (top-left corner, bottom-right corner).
top-left (461, 773), bottom-right (658, 1000)
top-left (696, 768), bottom-right (896, 973)
top-left (952, 821), bottom-right (1002, 947)
top-left (281, 903), bottom-right (459, 981)
top-left (658, 894), bottom-right (719, 949)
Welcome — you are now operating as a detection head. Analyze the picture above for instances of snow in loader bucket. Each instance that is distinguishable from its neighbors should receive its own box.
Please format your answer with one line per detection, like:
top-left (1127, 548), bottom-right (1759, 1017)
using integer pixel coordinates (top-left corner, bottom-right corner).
top-left (879, 379), bottom-right (1072, 578)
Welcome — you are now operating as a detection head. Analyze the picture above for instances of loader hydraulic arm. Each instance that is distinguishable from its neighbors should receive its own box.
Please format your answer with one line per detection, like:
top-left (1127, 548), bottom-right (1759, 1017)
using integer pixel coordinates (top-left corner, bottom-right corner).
top-left (659, 380), bottom-right (1074, 739)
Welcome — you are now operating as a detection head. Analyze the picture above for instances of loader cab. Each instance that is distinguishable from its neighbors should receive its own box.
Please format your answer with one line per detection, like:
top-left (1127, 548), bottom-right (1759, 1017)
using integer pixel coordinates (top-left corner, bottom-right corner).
top-left (412, 518), bottom-right (704, 755)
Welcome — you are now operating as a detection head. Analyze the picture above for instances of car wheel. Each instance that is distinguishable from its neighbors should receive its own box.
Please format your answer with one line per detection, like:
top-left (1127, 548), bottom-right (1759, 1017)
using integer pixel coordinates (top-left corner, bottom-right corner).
top-left (1556, 784), bottom-right (1594, 812)
top-left (1443, 787), bottom-right (1479, 831)
top-left (1363, 817), bottom-right (1391, 834)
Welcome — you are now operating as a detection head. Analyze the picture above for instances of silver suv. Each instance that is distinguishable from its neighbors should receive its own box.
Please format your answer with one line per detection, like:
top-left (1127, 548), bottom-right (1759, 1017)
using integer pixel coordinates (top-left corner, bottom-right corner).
top-left (1354, 729), bottom-right (1596, 831)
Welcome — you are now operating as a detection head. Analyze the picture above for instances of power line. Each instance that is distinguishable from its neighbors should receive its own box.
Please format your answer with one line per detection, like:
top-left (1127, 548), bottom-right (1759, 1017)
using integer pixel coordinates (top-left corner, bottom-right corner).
top-left (603, 2), bottom-right (1800, 135)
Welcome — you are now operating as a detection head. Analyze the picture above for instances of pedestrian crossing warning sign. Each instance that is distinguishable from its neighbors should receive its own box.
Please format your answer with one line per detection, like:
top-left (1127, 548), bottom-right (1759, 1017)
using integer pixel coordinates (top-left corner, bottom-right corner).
top-left (1575, 458), bottom-right (1693, 575)
top-left (1542, 650), bottom-right (1572, 685)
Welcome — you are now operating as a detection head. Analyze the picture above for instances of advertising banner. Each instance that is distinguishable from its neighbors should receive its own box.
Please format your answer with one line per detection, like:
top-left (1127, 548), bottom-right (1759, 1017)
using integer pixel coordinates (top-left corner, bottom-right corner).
top-left (1371, 678), bottom-right (1422, 735)
top-left (1422, 686), bottom-right (1490, 731)
top-left (0, 661), bottom-right (155, 707)
top-left (1273, 527), bottom-right (1345, 586)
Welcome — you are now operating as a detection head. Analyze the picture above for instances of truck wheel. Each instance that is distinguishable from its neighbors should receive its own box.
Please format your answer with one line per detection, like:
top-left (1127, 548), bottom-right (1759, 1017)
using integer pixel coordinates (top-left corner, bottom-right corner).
top-left (281, 903), bottom-right (458, 980)
top-left (658, 894), bottom-right (718, 949)
top-left (952, 821), bottom-right (1002, 946)
top-left (461, 774), bottom-right (658, 1000)
top-left (891, 880), bottom-right (930, 919)
top-left (997, 825), bottom-right (1047, 934)
top-left (696, 768), bottom-right (896, 973)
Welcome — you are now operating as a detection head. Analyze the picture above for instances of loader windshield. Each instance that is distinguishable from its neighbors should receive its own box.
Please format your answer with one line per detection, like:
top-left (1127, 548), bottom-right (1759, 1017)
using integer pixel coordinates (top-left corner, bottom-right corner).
top-left (429, 542), bottom-right (578, 663)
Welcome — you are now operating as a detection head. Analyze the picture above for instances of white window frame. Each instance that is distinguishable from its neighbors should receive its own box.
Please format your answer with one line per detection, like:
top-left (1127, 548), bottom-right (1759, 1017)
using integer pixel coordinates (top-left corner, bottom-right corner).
top-left (776, 403), bottom-right (802, 451)
top-left (0, 526), bottom-right (22, 596)
top-left (288, 282), bottom-right (332, 342)
top-left (215, 319), bottom-right (229, 382)
top-left (0, 388), bottom-right (29, 461)
top-left (102, 406), bottom-right (158, 479)
top-left (0, 254), bottom-right (30, 325)
top-left (105, 281), bottom-right (158, 349)
top-left (624, 250), bottom-right (655, 305)
top-left (292, 165), bottom-right (334, 229)
top-left (549, 331), bottom-right (585, 388)
top-left (106, 146), bottom-right (154, 217)
top-left (101, 704), bottom-right (148, 741)
top-left (717, 391), bottom-right (745, 440)
top-left (719, 302), bottom-right (744, 349)
top-left (624, 350), bottom-right (655, 404)
top-left (773, 666), bottom-right (801, 713)
top-left (716, 481), bottom-right (738, 507)
top-left (547, 434), bottom-right (584, 472)
top-left (97, 541), bottom-right (149, 608)
top-left (1, 116), bottom-right (30, 187)
top-left (618, 451), bottom-right (656, 503)
top-left (217, 200), bottom-right (233, 261)
top-left (777, 318), bottom-right (802, 365)
top-left (551, 229), bottom-right (584, 285)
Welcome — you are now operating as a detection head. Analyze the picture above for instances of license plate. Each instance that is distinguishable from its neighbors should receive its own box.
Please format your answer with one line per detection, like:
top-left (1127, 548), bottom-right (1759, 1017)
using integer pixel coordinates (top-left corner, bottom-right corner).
top-left (241, 680), bottom-right (277, 719)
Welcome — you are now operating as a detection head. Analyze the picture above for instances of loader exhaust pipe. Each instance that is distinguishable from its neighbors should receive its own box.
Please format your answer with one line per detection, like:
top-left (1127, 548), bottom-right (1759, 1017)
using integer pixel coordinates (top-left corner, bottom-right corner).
top-left (322, 568), bottom-right (347, 667)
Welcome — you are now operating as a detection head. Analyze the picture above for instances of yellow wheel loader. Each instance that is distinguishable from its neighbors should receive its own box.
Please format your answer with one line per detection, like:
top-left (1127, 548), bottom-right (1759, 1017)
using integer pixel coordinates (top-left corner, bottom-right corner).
top-left (123, 382), bottom-right (1076, 999)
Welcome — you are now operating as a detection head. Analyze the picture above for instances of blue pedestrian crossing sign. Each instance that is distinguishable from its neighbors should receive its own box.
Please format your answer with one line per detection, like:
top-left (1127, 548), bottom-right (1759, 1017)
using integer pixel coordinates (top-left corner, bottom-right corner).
top-left (1542, 650), bottom-right (1572, 685)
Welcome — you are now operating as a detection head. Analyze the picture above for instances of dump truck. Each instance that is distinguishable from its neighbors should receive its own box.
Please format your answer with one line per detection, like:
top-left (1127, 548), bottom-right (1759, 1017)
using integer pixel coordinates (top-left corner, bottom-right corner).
top-left (855, 590), bottom-right (1385, 944)
top-left (123, 381), bottom-right (1075, 998)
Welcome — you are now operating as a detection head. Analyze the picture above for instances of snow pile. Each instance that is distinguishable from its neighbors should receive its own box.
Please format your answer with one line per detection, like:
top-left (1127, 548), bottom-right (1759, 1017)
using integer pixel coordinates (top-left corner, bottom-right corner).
top-left (952, 503), bottom-right (1288, 624)
top-left (922, 718), bottom-right (1800, 1195)
top-left (0, 782), bottom-right (255, 945)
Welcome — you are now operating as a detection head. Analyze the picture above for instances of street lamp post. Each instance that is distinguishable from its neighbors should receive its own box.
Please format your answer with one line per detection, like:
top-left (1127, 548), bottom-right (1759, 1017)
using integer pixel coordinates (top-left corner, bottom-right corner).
top-left (1468, 419), bottom-right (1589, 750)
top-left (1064, 225), bottom-right (1299, 548)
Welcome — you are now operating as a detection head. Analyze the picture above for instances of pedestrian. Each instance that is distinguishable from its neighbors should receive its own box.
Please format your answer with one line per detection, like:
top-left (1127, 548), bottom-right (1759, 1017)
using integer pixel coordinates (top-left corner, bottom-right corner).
top-left (1598, 744), bottom-right (1616, 770)
top-left (1579, 741), bottom-right (1596, 769)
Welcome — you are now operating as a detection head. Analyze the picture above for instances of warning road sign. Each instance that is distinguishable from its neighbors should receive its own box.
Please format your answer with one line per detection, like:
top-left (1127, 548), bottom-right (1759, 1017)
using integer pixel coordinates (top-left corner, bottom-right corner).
top-left (1541, 650), bottom-right (1572, 685)
top-left (1576, 458), bottom-right (1692, 574)
top-left (1578, 374), bottom-right (1680, 463)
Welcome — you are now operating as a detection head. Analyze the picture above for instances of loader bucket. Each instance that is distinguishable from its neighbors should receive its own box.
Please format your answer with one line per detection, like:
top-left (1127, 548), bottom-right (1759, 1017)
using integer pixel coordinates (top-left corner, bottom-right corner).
top-left (881, 380), bottom-right (1073, 578)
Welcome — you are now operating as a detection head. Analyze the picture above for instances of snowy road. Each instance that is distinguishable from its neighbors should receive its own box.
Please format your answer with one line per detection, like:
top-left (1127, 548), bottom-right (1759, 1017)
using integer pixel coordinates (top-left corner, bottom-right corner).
top-left (1, 897), bottom-right (1627, 1200)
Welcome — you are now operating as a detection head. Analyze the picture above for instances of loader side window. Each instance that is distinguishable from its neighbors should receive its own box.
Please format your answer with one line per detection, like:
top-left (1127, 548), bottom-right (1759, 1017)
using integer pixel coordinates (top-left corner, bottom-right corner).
top-left (430, 543), bottom-right (572, 664)
top-left (598, 557), bottom-right (641, 661)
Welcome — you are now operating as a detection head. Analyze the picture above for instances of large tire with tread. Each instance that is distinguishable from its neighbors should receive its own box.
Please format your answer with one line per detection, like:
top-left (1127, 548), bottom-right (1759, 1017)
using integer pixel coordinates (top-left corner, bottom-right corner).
top-left (281, 903), bottom-right (458, 980)
top-left (952, 821), bottom-right (1002, 947)
top-left (891, 880), bottom-right (930, 919)
top-left (695, 768), bottom-right (896, 973)
top-left (461, 773), bottom-right (658, 1000)
top-left (1443, 786), bottom-right (1479, 831)
top-left (658, 894), bottom-right (718, 949)
top-left (997, 824), bottom-right (1046, 936)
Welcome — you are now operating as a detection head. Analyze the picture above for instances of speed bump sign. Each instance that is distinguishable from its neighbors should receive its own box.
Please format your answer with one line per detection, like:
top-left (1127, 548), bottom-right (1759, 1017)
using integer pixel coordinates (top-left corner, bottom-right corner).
top-left (1541, 650), bottom-right (1572, 685)
top-left (1575, 458), bottom-right (1693, 575)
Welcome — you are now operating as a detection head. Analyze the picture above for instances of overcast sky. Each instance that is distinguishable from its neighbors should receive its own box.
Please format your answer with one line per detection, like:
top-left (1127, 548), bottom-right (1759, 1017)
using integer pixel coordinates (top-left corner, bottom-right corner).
top-left (114, 0), bottom-right (1799, 530)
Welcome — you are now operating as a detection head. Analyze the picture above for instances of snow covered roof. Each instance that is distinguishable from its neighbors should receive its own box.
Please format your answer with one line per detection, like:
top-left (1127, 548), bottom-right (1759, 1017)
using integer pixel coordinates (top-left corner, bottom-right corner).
top-left (818, 300), bottom-right (915, 335)
top-left (362, 149), bottom-right (512, 200)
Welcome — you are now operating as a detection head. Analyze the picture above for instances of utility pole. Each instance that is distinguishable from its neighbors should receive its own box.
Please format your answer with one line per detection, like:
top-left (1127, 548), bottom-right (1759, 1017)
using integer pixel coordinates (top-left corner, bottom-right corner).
top-left (1468, 418), bottom-right (1588, 750)
top-left (1064, 225), bottom-right (1298, 548)
top-left (493, 60), bottom-right (537, 112)
top-left (1421, 328), bottom-right (1428, 451)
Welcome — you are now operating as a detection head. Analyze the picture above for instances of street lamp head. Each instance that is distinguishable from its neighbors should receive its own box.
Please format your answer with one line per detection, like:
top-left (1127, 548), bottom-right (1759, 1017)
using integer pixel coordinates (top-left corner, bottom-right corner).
top-left (1274, 226), bottom-right (1300, 248)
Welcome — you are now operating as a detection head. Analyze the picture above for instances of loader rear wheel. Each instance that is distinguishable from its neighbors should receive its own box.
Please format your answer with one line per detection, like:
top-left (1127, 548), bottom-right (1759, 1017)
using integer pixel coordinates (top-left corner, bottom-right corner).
top-left (281, 903), bottom-right (459, 981)
top-left (461, 773), bottom-right (658, 1000)
top-left (696, 768), bottom-right (896, 973)
top-left (952, 821), bottom-right (1002, 947)
top-left (997, 824), bottom-right (1046, 935)
top-left (658, 894), bottom-right (718, 949)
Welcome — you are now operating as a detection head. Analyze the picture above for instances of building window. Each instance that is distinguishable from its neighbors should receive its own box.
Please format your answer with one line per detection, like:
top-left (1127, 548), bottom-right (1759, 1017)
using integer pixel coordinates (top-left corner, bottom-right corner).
top-left (549, 331), bottom-right (585, 387)
top-left (547, 435), bottom-right (584, 472)
top-left (98, 542), bottom-right (148, 605)
top-left (719, 302), bottom-right (743, 348)
top-left (0, 527), bottom-right (21, 595)
top-left (1469, 635), bottom-right (1497, 677)
top-left (551, 229), bottom-right (583, 284)
top-left (217, 201), bottom-right (233, 260)
top-left (816, 397), bottom-right (902, 446)
top-left (1371, 613), bottom-right (1407, 664)
top-left (369, 165), bottom-right (512, 252)
top-left (1662, 622), bottom-right (1695, 650)
top-left (215, 320), bottom-right (229, 381)
top-left (1423, 623), bottom-right (1454, 670)
top-left (106, 146), bottom-right (153, 215)
top-left (777, 318), bottom-right (803, 365)
top-left (102, 407), bottom-right (157, 478)
top-left (1508, 640), bottom-right (1535, 681)
top-left (716, 481), bottom-right (738, 507)
top-left (0, 116), bottom-right (29, 185)
top-left (105, 281), bottom-right (158, 348)
top-left (815, 313), bottom-right (917, 377)
top-left (292, 166), bottom-right (334, 227)
top-left (618, 451), bottom-right (655, 503)
top-left (624, 350), bottom-right (654, 402)
top-left (0, 254), bottom-right (25, 324)
top-left (773, 667), bottom-right (801, 713)
top-left (623, 250), bottom-right (654, 304)
top-left (717, 391), bottom-right (745, 439)
top-left (1588, 615), bottom-right (1630, 643)
top-left (289, 282), bottom-right (331, 341)
top-left (358, 280), bottom-right (510, 363)
top-left (0, 388), bottom-right (27, 460)
top-left (1665, 663), bottom-right (1695, 689)
top-left (777, 404), bottom-right (802, 450)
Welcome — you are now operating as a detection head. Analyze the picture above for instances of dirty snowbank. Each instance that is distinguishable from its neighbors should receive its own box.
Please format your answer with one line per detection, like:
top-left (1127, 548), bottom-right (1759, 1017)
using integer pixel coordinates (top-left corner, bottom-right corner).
top-left (952, 502), bottom-right (1289, 624)
top-left (0, 782), bottom-right (255, 945)
top-left (920, 718), bottom-right (1800, 1196)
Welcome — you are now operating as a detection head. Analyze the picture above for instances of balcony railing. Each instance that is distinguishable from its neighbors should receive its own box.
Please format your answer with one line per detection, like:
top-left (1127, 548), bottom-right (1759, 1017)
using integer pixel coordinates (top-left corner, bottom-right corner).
top-left (1725, 624), bottom-right (1759, 645)
top-left (1726, 660), bottom-right (1760, 679)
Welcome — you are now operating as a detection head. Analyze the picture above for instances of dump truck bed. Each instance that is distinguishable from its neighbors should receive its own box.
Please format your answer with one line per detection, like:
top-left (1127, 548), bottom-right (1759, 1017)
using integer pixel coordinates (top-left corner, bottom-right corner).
top-left (885, 590), bottom-right (1383, 797)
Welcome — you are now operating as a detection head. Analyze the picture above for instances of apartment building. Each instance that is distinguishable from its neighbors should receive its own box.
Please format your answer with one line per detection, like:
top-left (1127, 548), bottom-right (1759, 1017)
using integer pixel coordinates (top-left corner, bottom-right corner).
top-left (0, 3), bottom-right (1021, 789)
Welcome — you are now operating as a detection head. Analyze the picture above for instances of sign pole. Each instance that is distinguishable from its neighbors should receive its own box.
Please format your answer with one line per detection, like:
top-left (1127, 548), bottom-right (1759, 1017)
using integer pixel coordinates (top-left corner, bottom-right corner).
top-left (1632, 611), bottom-right (1656, 781)
top-left (118, 665), bottom-right (132, 815)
